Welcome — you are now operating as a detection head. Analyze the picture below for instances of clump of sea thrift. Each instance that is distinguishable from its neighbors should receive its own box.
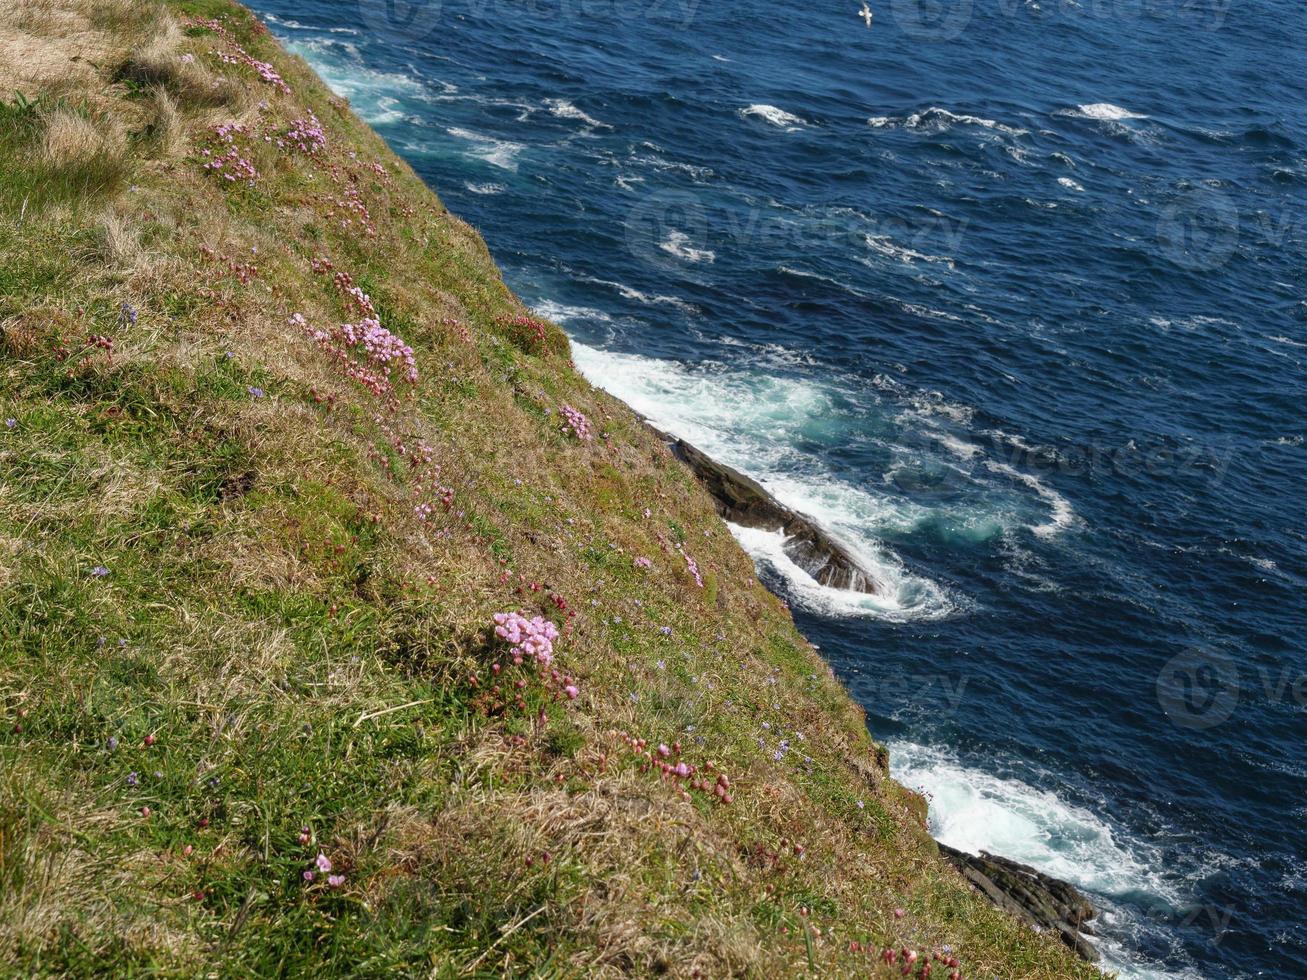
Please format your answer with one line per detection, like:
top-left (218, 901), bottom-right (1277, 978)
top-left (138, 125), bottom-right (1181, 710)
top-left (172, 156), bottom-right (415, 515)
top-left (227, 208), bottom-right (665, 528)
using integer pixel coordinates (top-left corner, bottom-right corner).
top-left (202, 122), bottom-right (260, 185)
top-left (680, 548), bottom-right (704, 587)
top-left (493, 612), bottom-right (560, 667)
top-left (612, 730), bottom-right (733, 805)
top-left (477, 610), bottom-right (581, 714)
top-left (279, 112), bottom-right (327, 155)
top-left (560, 405), bottom-right (592, 441)
top-left (190, 17), bottom-right (292, 94)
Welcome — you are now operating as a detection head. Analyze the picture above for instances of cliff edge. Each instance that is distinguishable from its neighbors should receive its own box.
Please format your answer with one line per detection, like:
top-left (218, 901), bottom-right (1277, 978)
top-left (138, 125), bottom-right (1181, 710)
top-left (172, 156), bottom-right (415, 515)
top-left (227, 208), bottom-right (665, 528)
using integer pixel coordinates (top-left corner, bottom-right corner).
top-left (0, 2), bottom-right (1102, 976)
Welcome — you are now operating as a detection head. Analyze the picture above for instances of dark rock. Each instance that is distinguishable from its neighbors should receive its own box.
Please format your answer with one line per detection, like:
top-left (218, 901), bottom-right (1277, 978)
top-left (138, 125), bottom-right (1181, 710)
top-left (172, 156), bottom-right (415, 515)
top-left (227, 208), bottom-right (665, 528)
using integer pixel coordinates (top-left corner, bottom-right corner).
top-left (653, 430), bottom-right (881, 595)
top-left (938, 843), bottom-right (1099, 962)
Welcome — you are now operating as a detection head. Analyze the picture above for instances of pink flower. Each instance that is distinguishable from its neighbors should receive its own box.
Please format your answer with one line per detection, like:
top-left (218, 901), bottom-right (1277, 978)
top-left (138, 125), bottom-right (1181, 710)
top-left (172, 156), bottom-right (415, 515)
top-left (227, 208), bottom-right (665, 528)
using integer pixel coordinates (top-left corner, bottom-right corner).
top-left (327, 874), bottom-right (345, 888)
top-left (315, 853), bottom-right (332, 873)
top-left (493, 611), bottom-right (560, 666)
top-left (634, 557), bottom-right (653, 569)
top-left (564, 684), bottom-right (579, 700)
top-left (560, 405), bottom-right (592, 440)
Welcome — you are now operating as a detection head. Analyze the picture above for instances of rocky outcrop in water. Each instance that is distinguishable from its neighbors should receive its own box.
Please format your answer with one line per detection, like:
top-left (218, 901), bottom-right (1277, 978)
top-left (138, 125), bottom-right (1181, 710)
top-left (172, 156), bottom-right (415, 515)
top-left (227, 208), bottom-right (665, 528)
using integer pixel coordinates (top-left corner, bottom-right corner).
top-left (938, 843), bottom-right (1099, 962)
top-left (655, 431), bottom-right (881, 595)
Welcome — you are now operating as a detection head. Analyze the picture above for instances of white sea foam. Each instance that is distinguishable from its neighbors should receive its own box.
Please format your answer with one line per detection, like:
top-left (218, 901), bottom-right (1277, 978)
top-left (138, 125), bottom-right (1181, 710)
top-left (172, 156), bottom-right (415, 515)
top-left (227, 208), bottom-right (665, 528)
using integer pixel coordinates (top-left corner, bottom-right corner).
top-left (630, 152), bottom-right (715, 181)
top-left (568, 341), bottom-right (957, 622)
top-left (285, 39), bottom-right (427, 125)
top-left (864, 234), bottom-right (956, 269)
top-left (891, 742), bottom-right (1166, 894)
top-left (446, 127), bottom-right (524, 170)
top-left (739, 104), bottom-right (807, 130)
top-left (567, 338), bottom-right (1077, 594)
top-left (659, 230), bottom-right (715, 263)
top-left (368, 96), bottom-right (406, 125)
top-left (726, 525), bottom-right (951, 621)
top-left (265, 13), bottom-right (357, 34)
top-left (890, 742), bottom-right (1203, 980)
top-left (1058, 176), bottom-right (1086, 192)
top-left (546, 98), bottom-right (610, 129)
top-left (581, 277), bottom-right (699, 314)
top-left (869, 107), bottom-right (1026, 136)
top-left (465, 182), bottom-right (506, 195)
top-left (1067, 102), bottom-right (1148, 121)
top-left (531, 301), bottom-right (612, 325)
top-left (985, 459), bottom-right (1078, 538)
top-left (777, 265), bottom-right (870, 298)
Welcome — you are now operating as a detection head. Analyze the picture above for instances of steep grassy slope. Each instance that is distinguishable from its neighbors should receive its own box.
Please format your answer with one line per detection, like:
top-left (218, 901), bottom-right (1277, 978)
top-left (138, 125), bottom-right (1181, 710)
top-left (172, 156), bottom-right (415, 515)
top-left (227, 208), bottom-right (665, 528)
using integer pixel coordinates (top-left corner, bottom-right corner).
top-left (0, 2), bottom-right (1102, 976)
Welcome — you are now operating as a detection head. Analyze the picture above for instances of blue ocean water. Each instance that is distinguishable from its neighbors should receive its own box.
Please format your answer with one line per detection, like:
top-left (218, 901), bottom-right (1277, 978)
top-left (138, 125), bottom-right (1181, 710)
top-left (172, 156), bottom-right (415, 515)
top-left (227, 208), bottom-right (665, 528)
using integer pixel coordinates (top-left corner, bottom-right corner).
top-left (248, 2), bottom-right (1306, 975)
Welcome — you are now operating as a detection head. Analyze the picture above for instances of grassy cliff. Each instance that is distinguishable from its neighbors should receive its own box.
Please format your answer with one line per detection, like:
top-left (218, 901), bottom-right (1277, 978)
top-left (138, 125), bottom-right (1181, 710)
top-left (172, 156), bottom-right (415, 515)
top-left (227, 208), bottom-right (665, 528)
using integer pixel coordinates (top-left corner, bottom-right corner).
top-left (0, 2), bottom-right (1102, 976)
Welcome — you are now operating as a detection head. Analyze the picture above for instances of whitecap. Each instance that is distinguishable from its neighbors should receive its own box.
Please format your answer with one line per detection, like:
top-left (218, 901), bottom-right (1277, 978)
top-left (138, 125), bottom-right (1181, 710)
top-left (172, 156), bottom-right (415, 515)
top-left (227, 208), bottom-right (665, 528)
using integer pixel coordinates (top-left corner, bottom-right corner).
top-left (869, 107), bottom-right (1026, 137)
top-left (445, 127), bottom-right (524, 171)
top-left (581, 277), bottom-right (700, 314)
top-left (659, 230), bottom-right (715, 263)
top-left (1065, 102), bottom-right (1148, 121)
top-left (530, 300), bottom-right (612, 325)
top-left (546, 98), bottom-right (610, 129)
top-left (1058, 176), bottom-right (1086, 192)
top-left (864, 234), bottom-right (956, 269)
top-left (739, 104), bottom-right (807, 131)
top-left (465, 182), bottom-right (506, 195)
top-left (776, 265), bottom-right (870, 298)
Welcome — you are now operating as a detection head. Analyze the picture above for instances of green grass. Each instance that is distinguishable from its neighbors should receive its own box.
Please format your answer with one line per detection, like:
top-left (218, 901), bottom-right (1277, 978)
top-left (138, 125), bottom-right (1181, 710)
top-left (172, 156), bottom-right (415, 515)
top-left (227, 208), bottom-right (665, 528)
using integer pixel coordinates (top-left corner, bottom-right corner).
top-left (0, 2), bottom-right (1111, 977)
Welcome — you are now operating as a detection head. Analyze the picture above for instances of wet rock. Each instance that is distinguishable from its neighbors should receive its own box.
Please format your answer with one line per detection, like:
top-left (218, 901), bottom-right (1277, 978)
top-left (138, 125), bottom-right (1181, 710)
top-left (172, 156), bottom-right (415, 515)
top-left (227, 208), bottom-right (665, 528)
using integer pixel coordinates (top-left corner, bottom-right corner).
top-left (938, 843), bottom-right (1099, 962)
top-left (654, 430), bottom-right (881, 595)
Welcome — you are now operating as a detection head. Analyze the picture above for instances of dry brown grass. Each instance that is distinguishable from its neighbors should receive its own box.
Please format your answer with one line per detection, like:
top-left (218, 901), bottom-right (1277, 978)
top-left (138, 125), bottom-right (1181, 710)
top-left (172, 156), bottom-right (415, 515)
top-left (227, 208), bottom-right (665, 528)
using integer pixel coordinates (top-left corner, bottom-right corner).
top-left (0, 0), bottom-right (157, 99)
top-left (39, 107), bottom-right (124, 170)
